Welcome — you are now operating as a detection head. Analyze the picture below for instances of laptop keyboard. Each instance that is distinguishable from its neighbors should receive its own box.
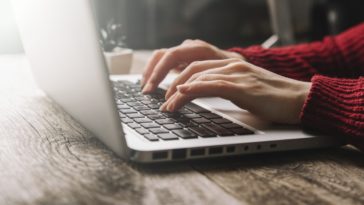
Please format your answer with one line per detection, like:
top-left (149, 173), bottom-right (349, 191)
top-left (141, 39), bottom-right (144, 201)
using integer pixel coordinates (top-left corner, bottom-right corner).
top-left (113, 80), bottom-right (254, 142)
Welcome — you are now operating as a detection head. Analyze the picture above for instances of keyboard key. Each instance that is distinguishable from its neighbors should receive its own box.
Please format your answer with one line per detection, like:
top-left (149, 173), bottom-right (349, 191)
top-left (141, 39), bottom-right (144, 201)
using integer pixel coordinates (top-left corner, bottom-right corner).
top-left (179, 121), bottom-right (198, 128)
top-left (127, 122), bottom-right (141, 129)
top-left (126, 113), bottom-right (144, 118)
top-left (147, 104), bottom-right (160, 109)
top-left (126, 102), bottom-right (143, 107)
top-left (136, 128), bottom-right (149, 135)
top-left (232, 128), bottom-right (254, 135)
top-left (144, 134), bottom-right (159, 141)
top-left (141, 100), bottom-right (152, 105)
top-left (140, 122), bottom-right (160, 128)
top-left (146, 97), bottom-right (158, 102)
top-left (192, 118), bottom-right (210, 124)
top-left (155, 118), bottom-right (176, 125)
top-left (120, 98), bottom-right (135, 103)
top-left (134, 96), bottom-right (146, 101)
top-left (178, 108), bottom-right (193, 114)
top-left (134, 105), bottom-right (150, 111)
top-left (185, 103), bottom-right (209, 113)
top-left (121, 118), bottom-right (133, 123)
top-left (162, 112), bottom-right (181, 118)
top-left (202, 123), bottom-right (233, 136)
top-left (119, 108), bottom-right (137, 114)
top-left (150, 128), bottom-right (169, 134)
top-left (184, 113), bottom-right (200, 119)
top-left (172, 129), bottom-right (197, 139)
top-left (189, 127), bottom-right (216, 138)
top-left (134, 118), bottom-right (152, 123)
top-left (140, 110), bottom-right (159, 115)
top-left (157, 133), bottom-right (179, 140)
top-left (200, 113), bottom-right (221, 119)
top-left (220, 123), bottom-right (242, 129)
top-left (114, 81), bottom-right (251, 140)
top-left (211, 118), bottom-right (231, 124)
top-left (117, 104), bottom-right (129, 109)
top-left (116, 100), bottom-right (124, 104)
top-left (163, 124), bottom-right (183, 130)
top-left (176, 117), bottom-right (191, 123)
top-left (148, 114), bottom-right (165, 120)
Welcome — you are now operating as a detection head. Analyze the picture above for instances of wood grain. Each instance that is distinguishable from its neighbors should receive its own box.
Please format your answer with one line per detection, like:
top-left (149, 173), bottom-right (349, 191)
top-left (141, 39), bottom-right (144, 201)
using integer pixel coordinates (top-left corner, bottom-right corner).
top-left (0, 55), bottom-right (363, 205)
top-left (192, 149), bottom-right (364, 205)
top-left (0, 55), bottom-right (241, 205)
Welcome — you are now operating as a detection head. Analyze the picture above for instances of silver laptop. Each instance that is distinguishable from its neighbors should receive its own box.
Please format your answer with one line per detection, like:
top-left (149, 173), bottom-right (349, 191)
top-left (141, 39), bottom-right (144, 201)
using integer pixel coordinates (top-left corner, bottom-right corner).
top-left (12, 0), bottom-right (342, 163)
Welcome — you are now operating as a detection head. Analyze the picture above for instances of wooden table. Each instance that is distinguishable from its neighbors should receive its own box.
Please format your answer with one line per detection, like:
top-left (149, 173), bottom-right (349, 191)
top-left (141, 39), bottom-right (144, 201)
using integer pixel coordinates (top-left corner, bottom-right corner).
top-left (0, 53), bottom-right (363, 205)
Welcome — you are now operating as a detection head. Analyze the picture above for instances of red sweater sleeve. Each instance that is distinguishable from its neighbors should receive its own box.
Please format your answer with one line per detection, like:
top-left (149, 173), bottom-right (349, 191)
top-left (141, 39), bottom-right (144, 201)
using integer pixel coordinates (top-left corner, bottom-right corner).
top-left (301, 75), bottom-right (364, 150)
top-left (229, 23), bottom-right (364, 81)
top-left (229, 23), bottom-right (364, 150)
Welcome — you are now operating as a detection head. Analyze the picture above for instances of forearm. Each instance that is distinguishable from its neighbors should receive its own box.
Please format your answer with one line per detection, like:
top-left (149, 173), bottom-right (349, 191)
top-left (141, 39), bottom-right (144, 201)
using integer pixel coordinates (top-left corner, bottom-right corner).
top-left (229, 23), bottom-right (364, 81)
top-left (300, 75), bottom-right (364, 151)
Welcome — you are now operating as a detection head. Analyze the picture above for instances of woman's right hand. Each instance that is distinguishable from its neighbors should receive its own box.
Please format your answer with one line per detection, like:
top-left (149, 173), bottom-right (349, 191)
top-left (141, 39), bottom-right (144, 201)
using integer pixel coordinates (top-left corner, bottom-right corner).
top-left (141, 39), bottom-right (244, 95)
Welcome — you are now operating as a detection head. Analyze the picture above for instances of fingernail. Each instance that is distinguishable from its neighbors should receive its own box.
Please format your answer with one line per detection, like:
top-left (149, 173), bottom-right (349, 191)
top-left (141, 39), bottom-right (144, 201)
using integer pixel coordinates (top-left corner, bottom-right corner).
top-left (166, 102), bottom-right (174, 112)
top-left (165, 90), bottom-right (170, 100)
top-left (159, 102), bottom-right (167, 111)
top-left (142, 83), bottom-right (153, 94)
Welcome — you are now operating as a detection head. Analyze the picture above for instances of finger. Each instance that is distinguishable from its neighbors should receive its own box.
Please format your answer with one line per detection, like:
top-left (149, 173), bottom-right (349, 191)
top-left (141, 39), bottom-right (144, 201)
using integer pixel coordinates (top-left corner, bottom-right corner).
top-left (141, 49), bottom-right (166, 86)
top-left (192, 73), bottom-right (243, 84)
top-left (165, 91), bottom-right (195, 112)
top-left (166, 81), bottom-right (239, 112)
top-left (165, 58), bottom-right (238, 99)
top-left (183, 62), bottom-right (238, 85)
top-left (165, 59), bottom-right (224, 99)
top-left (143, 46), bottom-right (198, 93)
top-left (181, 39), bottom-right (194, 45)
top-left (142, 46), bottom-right (201, 93)
top-left (160, 91), bottom-right (178, 111)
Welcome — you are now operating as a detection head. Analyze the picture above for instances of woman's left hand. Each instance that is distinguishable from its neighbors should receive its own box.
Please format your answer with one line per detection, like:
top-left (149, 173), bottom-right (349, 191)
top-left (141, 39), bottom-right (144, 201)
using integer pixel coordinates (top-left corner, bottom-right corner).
top-left (160, 58), bottom-right (312, 124)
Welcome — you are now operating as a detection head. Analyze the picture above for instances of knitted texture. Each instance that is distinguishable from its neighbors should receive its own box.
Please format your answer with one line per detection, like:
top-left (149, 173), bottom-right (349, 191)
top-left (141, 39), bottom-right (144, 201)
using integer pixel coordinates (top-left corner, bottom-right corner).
top-left (229, 23), bottom-right (364, 150)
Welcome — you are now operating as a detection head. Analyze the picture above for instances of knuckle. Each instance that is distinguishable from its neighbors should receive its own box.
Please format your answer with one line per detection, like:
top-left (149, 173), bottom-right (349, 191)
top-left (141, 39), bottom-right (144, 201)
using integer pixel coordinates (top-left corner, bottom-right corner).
top-left (153, 49), bottom-right (165, 56)
top-left (186, 61), bottom-right (202, 72)
top-left (189, 61), bottom-right (202, 68)
top-left (182, 39), bottom-right (192, 44)
top-left (190, 73), bottom-right (201, 80)
top-left (229, 58), bottom-right (241, 62)
top-left (166, 48), bottom-right (180, 59)
top-left (194, 39), bottom-right (207, 45)
top-left (225, 62), bottom-right (241, 72)
top-left (196, 75), bottom-right (210, 81)
top-left (231, 61), bottom-right (250, 72)
top-left (215, 80), bottom-right (230, 89)
top-left (248, 82), bottom-right (263, 92)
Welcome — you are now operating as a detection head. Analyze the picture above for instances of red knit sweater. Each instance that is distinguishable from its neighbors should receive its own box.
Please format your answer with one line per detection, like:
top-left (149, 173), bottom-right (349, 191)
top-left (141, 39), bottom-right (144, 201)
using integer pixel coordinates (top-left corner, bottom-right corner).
top-left (229, 23), bottom-right (364, 151)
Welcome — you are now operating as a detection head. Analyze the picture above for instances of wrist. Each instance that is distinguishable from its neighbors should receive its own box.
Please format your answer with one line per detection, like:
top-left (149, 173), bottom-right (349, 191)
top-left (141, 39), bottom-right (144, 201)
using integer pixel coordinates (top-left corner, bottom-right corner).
top-left (297, 82), bottom-right (312, 122)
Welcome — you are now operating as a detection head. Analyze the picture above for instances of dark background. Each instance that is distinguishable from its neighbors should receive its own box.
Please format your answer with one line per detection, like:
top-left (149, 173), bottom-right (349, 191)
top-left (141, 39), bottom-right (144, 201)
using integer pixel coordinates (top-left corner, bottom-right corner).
top-left (1, 0), bottom-right (364, 54)
top-left (93, 0), bottom-right (364, 50)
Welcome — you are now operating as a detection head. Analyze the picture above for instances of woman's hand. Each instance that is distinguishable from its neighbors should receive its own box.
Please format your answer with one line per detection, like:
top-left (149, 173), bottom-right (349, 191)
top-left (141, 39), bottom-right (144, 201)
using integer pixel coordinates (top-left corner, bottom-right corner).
top-left (160, 58), bottom-right (312, 124)
top-left (141, 39), bottom-right (243, 93)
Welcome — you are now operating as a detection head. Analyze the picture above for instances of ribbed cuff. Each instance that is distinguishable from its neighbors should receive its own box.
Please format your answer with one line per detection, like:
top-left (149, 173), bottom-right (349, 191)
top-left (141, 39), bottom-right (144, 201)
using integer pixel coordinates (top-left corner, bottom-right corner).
top-left (228, 46), bottom-right (314, 81)
top-left (228, 46), bottom-right (266, 66)
top-left (300, 75), bottom-right (364, 150)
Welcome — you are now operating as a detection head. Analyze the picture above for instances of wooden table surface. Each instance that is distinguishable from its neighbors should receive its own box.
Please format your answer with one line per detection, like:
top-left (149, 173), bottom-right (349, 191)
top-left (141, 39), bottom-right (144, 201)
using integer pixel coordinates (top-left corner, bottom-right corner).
top-left (1, 53), bottom-right (364, 205)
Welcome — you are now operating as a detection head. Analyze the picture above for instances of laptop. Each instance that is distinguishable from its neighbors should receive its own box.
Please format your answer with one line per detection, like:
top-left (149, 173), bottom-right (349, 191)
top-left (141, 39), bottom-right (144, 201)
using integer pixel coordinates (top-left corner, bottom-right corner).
top-left (12, 0), bottom-right (343, 163)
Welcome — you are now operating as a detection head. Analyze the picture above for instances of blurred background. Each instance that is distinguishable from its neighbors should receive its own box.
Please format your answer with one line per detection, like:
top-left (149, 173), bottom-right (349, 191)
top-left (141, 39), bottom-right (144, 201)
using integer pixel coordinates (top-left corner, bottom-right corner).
top-left (1, 0), bottom-right (364, 54)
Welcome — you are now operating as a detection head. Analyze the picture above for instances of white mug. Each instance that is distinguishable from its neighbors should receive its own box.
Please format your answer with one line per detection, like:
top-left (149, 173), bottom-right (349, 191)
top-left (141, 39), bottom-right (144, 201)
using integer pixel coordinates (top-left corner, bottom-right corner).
top-left (104, 48), bottom-right (133, 75)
